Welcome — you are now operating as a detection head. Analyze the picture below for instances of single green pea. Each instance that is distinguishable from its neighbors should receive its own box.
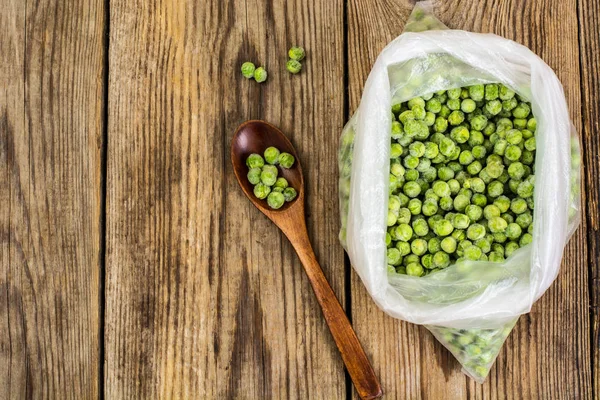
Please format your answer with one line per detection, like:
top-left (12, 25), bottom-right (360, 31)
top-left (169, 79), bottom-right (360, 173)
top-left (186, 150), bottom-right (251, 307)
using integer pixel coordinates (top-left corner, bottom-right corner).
top-left (387, 248), bottom-right (402, 266)
top-left (399, 110), bottom-right (415, 125)
top-left (506, 129), bottom-right (523, 145)
top-left (274, 186), bottom-right (285, 193)
top-left (390, 143), bottom-right (404, 159)
top-left (441, 236), bottom-right (457, 253)
top-left (241, 62), bottom-right (256, 79)
top-left (424, 112), bottom-right (436, 126)
top-left (247, 167), bottom-right (262, 184)
top-left (488, 216), bottom-right (508, 233)
top-left (283, 187), bottom-right (297, 202)
top-left (467, 223), bottom-right (486, 241)
top-left (448, 111), bottom-right (465, 126)
top-left (453, 194), bottom-right (471, 212)
top-left (483, 204), bottom-right (501, 220)
top-left (493, 139), bottom-right (508, 156)
top-left (403, 254), bottom-right (420, 266)
top-left (403, 181), bottom-right (421, 198)
top-left (411, 238), bottom-right (428, 256)
top-left (485, 99), bottom-right (502, 115)
top-left (274, 177), bottom-right (289, 189)
top-left (434, 219), bottom-right (454, 236)
top-left (447, 179), bottom-right (461, 195)
top-left (404, 169), bottom-right (419, 181)
top-left (422, 166), bottom-right (438, 182)
top-left (464, 245), bottom-right (483, 260)
top-left (397, 208), bottom-right (412, 224)
top-left (516, 212), bottom-right (533, 229)
top-left (288, 46), bottom-right (306, 61)
top-left (396, 223), bottom-right (413, 242)
top-left (475, 238), bottom-right (492, 253)
top-left (520, 233), bottom-right (533, 246)
top-left (506, 223), bottom-right (522, 240)
top-left (468, 130), bottom-right (485, 147)
top-left (406, 262), bottom-right (424, 276)
top-left (286, 59), bottom-right (302, 74)
top-left (505, 145), bottom-right (522, 161)
top-left (260, 165), bottom-right (278, 186)
top-left (458, 150), bottom-right (474, 166)
top-left (507, 162), bottom-right (525, 180)
top-left (465, 160), bottom-right (482, 175)
top-left (409, 142), bottom-right (426, 158)
top-left (513, 118), bottom-right (527, 129)
top-left (254, 183), bottom-right (271, 199)
top-left (487, 180), bottom-right (504, 198)
top-left (469, 85), bottom-right (485, 101)
top-left (396, 241), bottom-right (411, 256)
top-left (390, 161), bottom-right (405, 177)
top-left (428, 237), bottom-right (442, 253)
top-left (484, 84), bottom-right (498, 101)
top-left (517, 178), bottom-right (535, 198)
top-left (510, 198), bottom-right (528, 214)
top-left (448, 88), bottom-right (462, 99)
top-left (453, 213), bottom-right (470, 230)
top-left (413, 218), bottom-right (430, 236)
top-left (505, 241), bottom-right (520, 257)
top-left (422, 198), bottom-right (439, 216)
top-left (521, 149), bottom-right (535, 165)
top-left (493, 195), bottom-right (511, 213)
top-left (483, 122), bottom-right (496, 136)
top-left (434, 116), bottom-right (449, 133)
top-left (412, 105), bottom-right (426, 120)
top-left (502, 97), bottom-right (518, 112)
top-left (389, 195), bottom-right (402, 212)
top-left (431, 181), bottom-right (450, 198)
top-left (387, 211), bottom-right (398, 226)
top-left (246, 153), bottom-right (265, 169)
top-left (508, 178), bottom-right (520, 194)
top-left (436, 166), bottom-right (454, 181)
top-left (439, 138), bottom-right (456, 157)
top-left (521, 129), bottom-right (534, 139)
top-left (439, 105), bottom-right (451, 118)
top-left (391, 121), bottom-right (404, 140)
top-left (426, 98), bottom-right (442, 113)
top-left (433, 251), bottom-right (451, 268)
top-left (527, 117), bottom-right (537, 131)
top-left (512, 103), bottom-right (531, 119)
top-left (439, 196), bottom-right (454, 211)
top-left (408, 198), bottom-right (422, 215)
top-left (278, 152), bottom-right (295, 168)
top-left (465, 204), bottom-right (483, 221)
top-left (524, 137), bottom-right (536, 151)
top-left (264, 146), bottom-right (281, 164)
top-left (499, 84), bottom-right (516, 100)
top-left (447, 98), bottom-right (461, 111)
top-left (391, 103), bottom-right (403, 115)
top-left (386, 232), bottom-right (392, 247)
top-left (267, 191), bottom-right (285, 209)
top-left (461, 99), bottom-right (477, 113)
top-left (421, 254), bottom-right (434, 269)
top-left (387, 265), bottom-right (396, 274)
top-left (254, 67), bottom-right (268, 83)
top-left (488, 251), bottom-right (505, 262)
top-left (424, 142), bottom-right (439, 159)
top-left (472, 193), bottom-right (488, 207)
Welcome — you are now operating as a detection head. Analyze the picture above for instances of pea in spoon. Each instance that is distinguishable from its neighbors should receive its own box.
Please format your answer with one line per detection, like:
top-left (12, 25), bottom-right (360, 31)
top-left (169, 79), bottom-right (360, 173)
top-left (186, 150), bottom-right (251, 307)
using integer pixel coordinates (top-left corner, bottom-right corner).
top-left (231, 120), bottom-right (382, 400)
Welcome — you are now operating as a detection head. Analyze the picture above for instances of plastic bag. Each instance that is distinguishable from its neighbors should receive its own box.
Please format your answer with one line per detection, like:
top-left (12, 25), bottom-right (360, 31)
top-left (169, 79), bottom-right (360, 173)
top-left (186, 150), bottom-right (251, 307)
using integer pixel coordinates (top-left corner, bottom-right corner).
top-left (338, 2), bottom-right (581, 382)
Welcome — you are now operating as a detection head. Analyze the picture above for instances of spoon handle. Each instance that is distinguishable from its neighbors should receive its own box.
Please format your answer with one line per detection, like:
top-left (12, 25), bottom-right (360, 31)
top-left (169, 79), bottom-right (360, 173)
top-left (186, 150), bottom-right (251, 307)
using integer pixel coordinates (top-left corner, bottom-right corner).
top-left (286, 230), bottom-right (383, 399)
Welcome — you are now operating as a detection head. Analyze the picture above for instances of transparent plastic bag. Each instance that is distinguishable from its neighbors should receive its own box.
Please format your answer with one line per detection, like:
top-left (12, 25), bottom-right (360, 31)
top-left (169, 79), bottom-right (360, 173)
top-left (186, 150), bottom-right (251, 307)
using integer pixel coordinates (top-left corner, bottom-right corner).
top-left (338, 2), bottom-right (581, 382)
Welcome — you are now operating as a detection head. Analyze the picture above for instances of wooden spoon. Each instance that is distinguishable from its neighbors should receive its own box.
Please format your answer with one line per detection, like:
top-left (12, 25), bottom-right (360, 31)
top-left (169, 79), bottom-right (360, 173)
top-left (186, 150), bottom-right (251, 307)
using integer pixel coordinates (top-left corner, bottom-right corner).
top-left (231, 120), bottom-right (383, 400)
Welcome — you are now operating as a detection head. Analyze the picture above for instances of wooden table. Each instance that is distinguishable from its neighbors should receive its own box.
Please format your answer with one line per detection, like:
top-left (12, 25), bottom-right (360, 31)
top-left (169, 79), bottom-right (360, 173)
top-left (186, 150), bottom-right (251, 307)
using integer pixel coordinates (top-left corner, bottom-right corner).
top-left (1, 0), bottom-right (598, 398)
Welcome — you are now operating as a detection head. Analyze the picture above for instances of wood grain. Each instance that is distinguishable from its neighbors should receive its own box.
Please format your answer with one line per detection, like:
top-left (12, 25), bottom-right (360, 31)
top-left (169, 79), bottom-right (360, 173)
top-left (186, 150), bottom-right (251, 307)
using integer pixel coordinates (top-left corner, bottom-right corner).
top-left (578, 0), bottom-right (600, 394)
top-left (105, 0), bottom-right (346, 398)
top-left (347, 0), bottom-right (592, 398)
top-left (0, 0), bottom-right (105, 398)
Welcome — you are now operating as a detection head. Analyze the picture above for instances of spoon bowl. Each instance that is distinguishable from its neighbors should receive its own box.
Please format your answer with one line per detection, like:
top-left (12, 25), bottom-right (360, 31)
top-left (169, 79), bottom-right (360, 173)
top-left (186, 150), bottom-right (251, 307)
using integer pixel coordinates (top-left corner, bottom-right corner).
top-left (231, 120), bottom-right (303, 213)
top-left (231, 120), bottom-right (382, 400)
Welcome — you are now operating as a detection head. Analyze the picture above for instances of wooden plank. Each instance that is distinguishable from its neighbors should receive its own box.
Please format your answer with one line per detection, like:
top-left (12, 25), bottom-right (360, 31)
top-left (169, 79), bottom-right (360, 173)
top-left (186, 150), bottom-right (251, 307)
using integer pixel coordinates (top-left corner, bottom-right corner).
top-left (0, 0), bottom-right (105, 398)
top-left (105, 0), bottom-right (346, 398)
top-left (347, 0), bottom-right (592, 398)
top-left (578, 0), bottom-right (600, 395)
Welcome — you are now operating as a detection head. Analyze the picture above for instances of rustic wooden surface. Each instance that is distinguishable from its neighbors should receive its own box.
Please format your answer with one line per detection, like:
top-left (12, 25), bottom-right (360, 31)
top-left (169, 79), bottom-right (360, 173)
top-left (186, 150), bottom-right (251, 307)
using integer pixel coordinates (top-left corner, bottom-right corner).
top-left (1, 0), bottom-right (598, 399)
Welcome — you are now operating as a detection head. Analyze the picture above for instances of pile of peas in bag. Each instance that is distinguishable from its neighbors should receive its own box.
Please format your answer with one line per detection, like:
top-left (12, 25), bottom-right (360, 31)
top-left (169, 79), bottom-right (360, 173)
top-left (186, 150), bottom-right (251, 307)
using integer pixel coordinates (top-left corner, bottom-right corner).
top-left (387, 84), bottom-right (536, 277)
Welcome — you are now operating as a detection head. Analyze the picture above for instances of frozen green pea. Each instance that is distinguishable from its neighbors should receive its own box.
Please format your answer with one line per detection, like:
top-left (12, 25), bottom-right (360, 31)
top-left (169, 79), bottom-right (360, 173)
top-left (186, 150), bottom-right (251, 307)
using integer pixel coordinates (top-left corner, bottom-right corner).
top-left (475, 238), bottom-right (492, 253)
top-left (283, 187), bottom-right (297, 202)
top-left (486, 162), bottom-right (504, 179)
top-left (433, 251), bottom-right (451, 268)
top-left (391, 103), bottom-right (403, 115)
top-left (452, 229), bottom-right (466, 241)
top-left (399, 110), bottom-right (415, 124)
top-left (432, 181), bottom-right (450, 197)
top-left (511, 198), bottom-right (528, 214)
top-left (288, 46), bottom-right (306, 61)
top-left (247, 167), bottom-right (262, 184)
top-left (517, 178), bottom-right (534, 198)
top-left (439, 196), bottom-right (454, 211)
top-left (506, 223), bottom-right (522, 240)
top-left (386, 232), bottom-right (392, 247)
top-left (448, 111), bottom-right (465, 126)
top-left (466, 160), bottom-right (482, 175)
top-left (411, 238), bottom-right (428, 255)
top-left (254, 183), bottom-right (271, 199)
top-left (524, 137), bottom-right (536, 151)
top-left (409, 142), bottom-right (426, 158)
top-left (508, 179), bottom-right (520, 194)
top-left (458, 150), bottom-right (475, 166)
top-left (505, 145), bottom-right (522, 161)
top-left (439, 138), bottom-right (456, 157)
top-left (406, 262), bottom-right (424, 276)
top-left (408, 198), bottom-right (422, 215)
top-left (413, 218), bottom-right (430, 236)
top-left (422, 166), bottom-right (438, 182)
top-left (464, 245), bottom-right (483, 260)
top-left (506, 129), bottom-right (523, 145)
top-left (461, 99), bottom-right (477, 113)
top-left (272, 152), bottom-right (293, 171)
top-left (453, 213), bottom-right (470, 229)
top-left (426, 98), bottom-right (442, 113)
top-left (387, 211), bottom-right (398, 226)
top-left (499, 84), bottom-right (515, 100)
top-left (408, 97), bottom-right (425, 109)
top-left (469, 85), bottom-right (485, 101)
top-left (485, 84), bottom-right (499, 101)
top-left (493, 139), bottom-right (508, 156)
top-left (508, 162), bottom-right (525, 179)
top-left (434, 116), bottom-right (448, 133)
top-left (502, 97), bottom-right (518, 112)
top-left (439, 105), bottom-right (451, 118)
top-left (434, 219), bottom-right (454, 236)
top-left (254, 67), bottom-right (268, 83)
top-left (403, 154), bottom-right (419, 169)
top-left (387, 265), bottom-right (396, 274)
top-left (487, 180), bottom-right (504, 198)
top-left (465, 204), bottom-right (483, 221)
top-left (521, 149), bottom-right (535, 165)
top-left (441, 236), bottom-right (457, 253)
top-left (488, 216), bottom-right (508, 233)
top-left (483, 122), bottom-right (496, 136)
top-left (448, 88), bottom-right (462, 99)
top-left (412, 104), bottom-right (426, 120)
top-left (484, 205), bottom-right (501, 220)
top-left (422, 198), bottom-right (439, 216)
top-left (424, 142), bottom-right (439, 159)
top-left (396, 223), bottom-right (413, 242)
top-left (391, 121), bottom-right (404, 140)
top-left (493, 195), bottom-right (510, 213)
top-left (389, 195), bottom-right (402, 212)
top-left (403, 181), bottom-right (421, 198)
top-left (398, 193), bottom-right (409, 207)
top-left (468, 131), bottom-right (485, 147)
top-left (286, 59), bottom-right (302, 74)
top-left (404, 119), bottom-right (427, 138)
top-left (447, 98), bottom-right (461, 111)
top-left (447, 179), bottom-right (461, 194)
top-left (260, 165), bottom-right (278, 186)
top-left (391, 161), bottom-right (405, 177)
top-left (424, 112), bottom-right (436, 126)
top-left (246, 153), bottom-right (265, 169)
top-left (428, 237), bottom-right (442, 253)
top-left (455, 171), bottom-right (470, 186)
top-left (396, 241), bottom-right (411, 256)
top-left (397, 208), bottom-right (412, 224)
top-left (264, 146), bottom-right (281, 164)
top-left (387, 248), bottom-right (402, 266)
top-left (267, 191), bottom-right (285, 209)
top-left (437, 166), bottom-right (454, 181)
top-left (472, 193), bottom-right (487, 207)
top-left (527, 117), bottom-right (537, 131)
top-left (447, 161), bottom-right (463, 173)
top-left (513, 118), bottom-right (527, 129)
top-left (274, 177), bottom-right (289, 189)
top-left (453, 194), bottom-right (470, 212)
top-left (485, 99), bottom-right (502, 115)
top-left (241, 62), bottom-right (256, 79)
top-left (405, 169), bottom-right (419, 181)
top-left (469, 177), bottom-right (485, 193)
top-left (390, 143), bottom-right (404, 158)
top-left (521, 129), bottom-right (534, 139)
top-left (467, 223), bottom-right (486, 241)
top-left (516, 212), bottom-right (533, 229)
top-left (505, 241), bottom-right (520, 257)
top-left (520, 233), bottom-right (533, 246)
top-left (512, 103), bottom-right (531, 119)
top-left (422, 254), bottom-right (434, 269)
top-left (404, 254), bottom-right (420, 266)
top-left (489, 251), bottom-right (505, 262)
